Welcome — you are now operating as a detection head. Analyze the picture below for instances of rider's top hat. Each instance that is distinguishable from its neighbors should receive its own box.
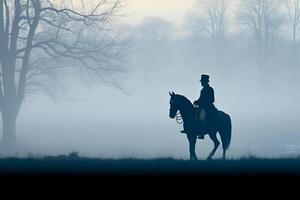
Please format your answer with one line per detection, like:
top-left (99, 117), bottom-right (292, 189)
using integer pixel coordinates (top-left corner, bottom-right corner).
top-left (199, 74), bottom-right (210, 83)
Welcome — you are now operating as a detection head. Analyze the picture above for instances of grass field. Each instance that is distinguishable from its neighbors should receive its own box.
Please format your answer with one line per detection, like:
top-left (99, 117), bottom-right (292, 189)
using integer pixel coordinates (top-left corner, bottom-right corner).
top-left (0, 153), bottom-right (300, 176)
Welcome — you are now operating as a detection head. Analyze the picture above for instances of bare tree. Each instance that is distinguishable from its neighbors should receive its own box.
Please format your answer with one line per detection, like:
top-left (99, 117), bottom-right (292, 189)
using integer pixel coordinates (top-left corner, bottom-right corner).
top-left (238, 0), bottom-right (284, 66)
top-left (189, 0), bottom-right (229, 52)
top-left (286, 0), bottom-right (300, 49)
top-left (285, 0), bottom-right (300, 92)
top-left (0, 0), bottom-right (128, 144)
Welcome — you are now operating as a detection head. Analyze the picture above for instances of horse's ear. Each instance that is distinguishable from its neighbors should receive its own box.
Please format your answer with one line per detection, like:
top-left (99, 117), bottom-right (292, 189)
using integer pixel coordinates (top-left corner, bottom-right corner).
top-left (172, 92), bottom-right (175, 95)
top-left (169, 92), bottom-right (172, 96)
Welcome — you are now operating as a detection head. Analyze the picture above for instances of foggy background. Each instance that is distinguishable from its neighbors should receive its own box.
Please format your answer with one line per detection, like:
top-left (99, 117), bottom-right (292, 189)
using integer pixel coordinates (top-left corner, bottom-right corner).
top-left (1, 0), bottom-right (300, 159)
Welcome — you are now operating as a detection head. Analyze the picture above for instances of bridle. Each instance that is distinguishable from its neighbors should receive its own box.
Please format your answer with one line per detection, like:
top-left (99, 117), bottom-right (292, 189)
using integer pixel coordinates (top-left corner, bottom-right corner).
top-left (170, 96), bottom-right (184, 125)
top-left (176, 111), bottom-right (183, 124)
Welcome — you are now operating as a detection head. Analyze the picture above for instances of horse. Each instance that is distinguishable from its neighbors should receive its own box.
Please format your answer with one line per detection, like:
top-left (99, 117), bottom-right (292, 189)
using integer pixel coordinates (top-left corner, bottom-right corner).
top-left (169, 92), bottom-right (232, 161)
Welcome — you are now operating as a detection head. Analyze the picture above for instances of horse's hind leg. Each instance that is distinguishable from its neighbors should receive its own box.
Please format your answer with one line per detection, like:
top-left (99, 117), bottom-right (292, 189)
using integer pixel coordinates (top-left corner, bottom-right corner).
top-left (188, 135), bottom-right (198, 161)
top-left (207, 132), bottom-right (220, 160)
top-left (223, 149), bottom-right (226, 160)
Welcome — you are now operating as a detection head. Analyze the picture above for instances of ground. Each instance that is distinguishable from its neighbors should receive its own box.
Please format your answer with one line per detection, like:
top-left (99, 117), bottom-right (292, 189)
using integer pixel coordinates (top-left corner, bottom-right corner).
top-left (0, 153), bottom-right (300, 176)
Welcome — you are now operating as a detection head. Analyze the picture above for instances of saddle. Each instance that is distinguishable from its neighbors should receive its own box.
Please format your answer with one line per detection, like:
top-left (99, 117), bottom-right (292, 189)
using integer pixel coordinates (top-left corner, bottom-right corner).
top-left (196, 109), bottom-right (206, 123)
top-left (195, 106), bottom-right (218, 132)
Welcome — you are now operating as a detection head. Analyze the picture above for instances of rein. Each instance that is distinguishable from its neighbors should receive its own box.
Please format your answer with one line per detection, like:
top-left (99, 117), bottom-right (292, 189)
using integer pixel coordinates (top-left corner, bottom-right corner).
top-left (176, 111), bottom-right (183, 124)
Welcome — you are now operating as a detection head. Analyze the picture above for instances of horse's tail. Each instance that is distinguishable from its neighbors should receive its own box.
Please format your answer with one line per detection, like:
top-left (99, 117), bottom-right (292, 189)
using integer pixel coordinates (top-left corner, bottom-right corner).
top-left (219, 112), bottom-right (232, 151)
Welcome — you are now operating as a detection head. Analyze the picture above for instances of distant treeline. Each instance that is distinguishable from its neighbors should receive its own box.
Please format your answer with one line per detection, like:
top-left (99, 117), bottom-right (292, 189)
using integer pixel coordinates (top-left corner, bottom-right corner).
top-left (130, 0), bottom-right (300, 97)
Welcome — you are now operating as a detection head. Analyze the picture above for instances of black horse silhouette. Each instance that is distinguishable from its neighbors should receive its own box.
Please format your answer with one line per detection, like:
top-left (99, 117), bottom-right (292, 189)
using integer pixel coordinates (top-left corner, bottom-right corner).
top-left (169, 92), bottom-right (232, 160)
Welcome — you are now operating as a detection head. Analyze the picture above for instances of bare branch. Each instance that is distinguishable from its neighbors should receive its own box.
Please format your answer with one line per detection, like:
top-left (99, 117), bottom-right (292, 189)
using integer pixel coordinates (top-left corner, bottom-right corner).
top-left (0, 0), bottom-right (128, 113)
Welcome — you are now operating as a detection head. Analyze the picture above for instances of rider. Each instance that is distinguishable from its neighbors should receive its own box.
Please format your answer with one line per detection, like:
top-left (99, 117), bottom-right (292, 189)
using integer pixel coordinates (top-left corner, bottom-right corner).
top-left (195, 74), bottom-right (217, 139)
top-left (181, 75), bottom-right (217, 139)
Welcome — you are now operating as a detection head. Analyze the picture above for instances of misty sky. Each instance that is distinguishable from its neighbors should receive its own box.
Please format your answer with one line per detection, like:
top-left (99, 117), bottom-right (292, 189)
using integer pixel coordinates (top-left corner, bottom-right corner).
top-left (124, 0), bottom-right (195, 25)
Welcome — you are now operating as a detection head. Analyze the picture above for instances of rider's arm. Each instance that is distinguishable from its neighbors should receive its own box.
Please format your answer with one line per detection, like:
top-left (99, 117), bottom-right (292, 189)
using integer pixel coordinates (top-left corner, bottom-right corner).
top-left (194, 90), bottom-right (202, 105)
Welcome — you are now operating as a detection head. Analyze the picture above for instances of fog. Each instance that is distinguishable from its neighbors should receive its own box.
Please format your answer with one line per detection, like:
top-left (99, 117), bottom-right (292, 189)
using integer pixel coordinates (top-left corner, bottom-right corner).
top-left (10, 38), bottom-right (300, 159)
top-left (1, 0), bottom-right (300, 159)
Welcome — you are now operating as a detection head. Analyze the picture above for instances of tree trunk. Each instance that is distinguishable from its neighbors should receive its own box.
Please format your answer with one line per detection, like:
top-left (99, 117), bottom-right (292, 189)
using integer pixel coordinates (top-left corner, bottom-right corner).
top-left (1, 108), bottom-right (17, 145)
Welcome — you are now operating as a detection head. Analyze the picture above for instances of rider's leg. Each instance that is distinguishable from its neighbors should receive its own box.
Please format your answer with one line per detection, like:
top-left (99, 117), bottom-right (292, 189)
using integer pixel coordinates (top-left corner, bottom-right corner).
top-left (196, 108), bottom-right (206, 139)
top-left (197, 123), bottom-right (206, 140)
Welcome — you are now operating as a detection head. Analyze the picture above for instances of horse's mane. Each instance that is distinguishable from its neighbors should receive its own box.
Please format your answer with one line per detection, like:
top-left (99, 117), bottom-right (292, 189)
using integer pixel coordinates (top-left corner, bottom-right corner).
top-left (176, 95), bottom-right (195, 111)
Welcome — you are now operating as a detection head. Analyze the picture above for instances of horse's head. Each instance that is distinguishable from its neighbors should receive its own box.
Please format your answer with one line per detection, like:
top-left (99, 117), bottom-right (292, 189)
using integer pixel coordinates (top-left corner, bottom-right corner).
top-left (169, 92), bottom-right (180, 119)
top-left (169, 92), bottom-right (195, 119)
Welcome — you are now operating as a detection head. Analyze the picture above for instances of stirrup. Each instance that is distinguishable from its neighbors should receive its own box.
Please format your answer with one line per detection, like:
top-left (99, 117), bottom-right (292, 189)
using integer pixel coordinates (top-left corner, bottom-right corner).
top-left (197, 135), bottom-right (205, 139)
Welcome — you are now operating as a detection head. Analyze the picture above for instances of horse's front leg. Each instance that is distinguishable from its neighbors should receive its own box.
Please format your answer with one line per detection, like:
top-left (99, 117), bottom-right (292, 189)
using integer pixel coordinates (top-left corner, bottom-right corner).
top-left (188, 135), bottom-right (198, 161)
top-left (207, 132), bottom-right (220, 160)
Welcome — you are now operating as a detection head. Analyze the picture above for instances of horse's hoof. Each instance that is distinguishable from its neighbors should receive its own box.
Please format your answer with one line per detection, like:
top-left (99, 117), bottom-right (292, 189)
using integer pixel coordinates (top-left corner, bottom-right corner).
top-left (207, 156), bottom-right (213, 161)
